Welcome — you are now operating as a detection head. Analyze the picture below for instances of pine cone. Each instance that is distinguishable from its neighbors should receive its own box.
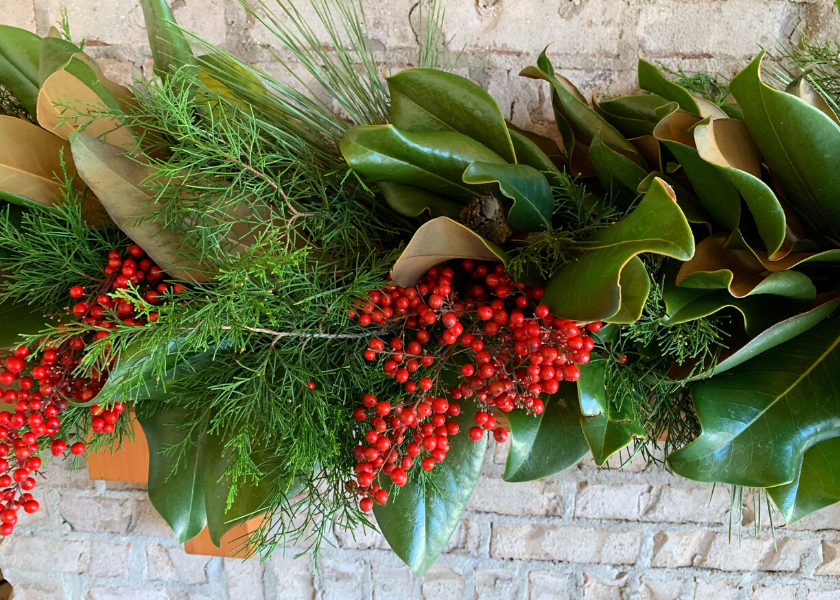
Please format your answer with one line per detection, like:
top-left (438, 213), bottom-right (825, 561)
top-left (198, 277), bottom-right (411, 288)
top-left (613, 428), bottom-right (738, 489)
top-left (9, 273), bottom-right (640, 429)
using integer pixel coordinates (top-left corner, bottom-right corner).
top-left (459, 193), bottom-right (512, 244)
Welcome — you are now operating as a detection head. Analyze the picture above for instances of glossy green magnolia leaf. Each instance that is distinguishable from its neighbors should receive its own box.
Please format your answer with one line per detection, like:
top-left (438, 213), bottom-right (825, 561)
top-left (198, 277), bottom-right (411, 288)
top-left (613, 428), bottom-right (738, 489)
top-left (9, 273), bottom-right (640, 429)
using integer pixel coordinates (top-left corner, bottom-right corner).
top-left (688, 296), bottom-right (840, 381)
top-left (140, 0), bottom-right (197, 79)
top-left (204, 434), bottom-right (304, 547)
top-left (667, 315), bottom-right (840, 487)
top-left (0, 25), bottom-right (40, 117)
top-left (653, 110), bottom-right (740, 230)
top-left (0, 298), bottom-right (51, 348)
top-left (543, 177), bottom-right (694, 322)
top-left (637, 57), bottom-right (726, 119)
top-left (693, 118), bottom-right (786, 256)
top-left (607, 256), bottom-right (652, 324)
top-left (378, 182), bottom-right (462, 219)
top-left (767, 435), bottom-right (840, 524)
top-left (521, 49), bottom-right (642, 165)
top-left (38, 35), bottom-right (82, 84)
top-left (730, 51), bottom-right (840, 243)
top-left (504, 384), bottom-right (588, 482)
top-left (589, 128), bottom-right (648, 206)
top-left (71, 134), bottom-right (207, 282)
top-left (593, 92), bottom-right (670, 138)
top-left (786, 76), bottom-right (840, 127)
top-left (139, 405), bottom-right (208, 542)
top-left (341, 125), bottom-right (505, 200)
top-left (578, 359), bottom-right (645, 466)
top-left (389, 217), bottom-right (509, 286)
top-left (373, 395), bottom-right (486, 577)
top-left (462, 161), bottom-right (552, 232)
top-left (507, 128), bottom-right (562, 186)
top-left (388, 68), bottom-right (516, 164)
top-left (637, 171), bottom-right (711, 226)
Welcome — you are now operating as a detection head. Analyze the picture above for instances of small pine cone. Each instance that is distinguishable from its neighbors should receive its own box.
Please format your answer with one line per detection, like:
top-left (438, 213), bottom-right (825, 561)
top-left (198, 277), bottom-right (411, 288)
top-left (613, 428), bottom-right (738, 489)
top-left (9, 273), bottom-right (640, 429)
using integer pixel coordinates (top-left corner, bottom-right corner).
top-left (459, 193), bottom-right (512, 244)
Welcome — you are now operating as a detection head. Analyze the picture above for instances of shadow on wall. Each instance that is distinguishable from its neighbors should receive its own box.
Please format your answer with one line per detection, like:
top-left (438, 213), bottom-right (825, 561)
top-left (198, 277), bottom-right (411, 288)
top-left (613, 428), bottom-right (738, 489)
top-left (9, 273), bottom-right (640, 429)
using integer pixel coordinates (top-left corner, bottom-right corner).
top-left (0, 569), bottom-right (11, 600)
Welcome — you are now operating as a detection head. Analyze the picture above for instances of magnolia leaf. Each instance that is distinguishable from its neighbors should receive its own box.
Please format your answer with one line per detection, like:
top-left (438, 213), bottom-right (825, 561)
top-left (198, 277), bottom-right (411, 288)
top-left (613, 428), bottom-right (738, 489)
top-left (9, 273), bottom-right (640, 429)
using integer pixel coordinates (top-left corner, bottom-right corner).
top-left (378, 182), bottom-right (461, 219)
top-left (139, 406), bottom-right (207, 542)
top-left (462, 162), bottom-right (552, 232)
top-left (38, 35), bottom-right (82, 84)
top-left (543, 178), bottom-right (694, 322)
top-left (589, 127), bottom-right (648, 207)
top-left (0, 115), bottom-right (73, 208)
top-left (729, 51), bottom-right (840, 243)
top-left (653, 110), bottom-right (740, 230)
top-left (637, 56), bottom-right (726, 119)
top-left (70, 133), bottom-right (208, 283)
top-left (767, 436), bottom-right (840, 524)
top-left (593, 92), bottom-right (670, 138)
top-left (686, 295), bottom-right (840, 381)
top-left (390, 217), bottom-right (507, 286)
top-left (506, 128), bottom-right (563, 186)
top-left (340, 125), bottom-right (506, 200)
top-left (607, 256), bottom-right (652, 324)
top-left (521, 49), bottom-right (643, 165)
top-left (637, 171), bottom-right (712, 226)
top-left (578, 359), bottom-right (645, 467)
top-left (204, 435), bottom-right (304, 547)
top-left (373, 396), bottom-right (486, 577)
top-left (504, 385), bottom-right (588, 482)
top-left (388, 68), bottom-right (516, 164)
top-left (786, 76), bottom-right (840, 127)
top-left (0, 299), bottom-right (51, 349)
top-left (667, 315), bottom-right (840, 487)
top-left (140, 0), bottom-right (197, 79)
top-left (37, 58), bottom-right (135, 148)
top-left (0, 25), bottom-right (40, 117)
top-left (693, 118), bottom-right (786, 256)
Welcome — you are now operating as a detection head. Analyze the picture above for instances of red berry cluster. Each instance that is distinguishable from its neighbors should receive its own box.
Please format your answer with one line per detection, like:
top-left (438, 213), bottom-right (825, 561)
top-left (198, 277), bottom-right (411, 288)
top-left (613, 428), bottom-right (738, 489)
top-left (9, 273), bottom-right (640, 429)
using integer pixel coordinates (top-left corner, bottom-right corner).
top-left (0, 243), bottom-right (171, 536)
top-left (347, 260), bottom-right (601, 512)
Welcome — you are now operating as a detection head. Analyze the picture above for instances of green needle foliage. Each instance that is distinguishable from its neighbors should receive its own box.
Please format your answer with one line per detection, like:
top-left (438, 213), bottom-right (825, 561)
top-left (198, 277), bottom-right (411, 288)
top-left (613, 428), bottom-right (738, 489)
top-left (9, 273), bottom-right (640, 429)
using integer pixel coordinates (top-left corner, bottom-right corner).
top-left (659, 64), bottom-right (731, 106)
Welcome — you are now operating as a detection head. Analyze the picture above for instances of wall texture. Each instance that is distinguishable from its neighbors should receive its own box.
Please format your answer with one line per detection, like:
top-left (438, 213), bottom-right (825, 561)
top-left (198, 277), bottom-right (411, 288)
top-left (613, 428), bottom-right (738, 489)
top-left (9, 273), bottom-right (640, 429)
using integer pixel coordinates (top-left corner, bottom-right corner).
top-left (3, 0), bottom-right (840, 599)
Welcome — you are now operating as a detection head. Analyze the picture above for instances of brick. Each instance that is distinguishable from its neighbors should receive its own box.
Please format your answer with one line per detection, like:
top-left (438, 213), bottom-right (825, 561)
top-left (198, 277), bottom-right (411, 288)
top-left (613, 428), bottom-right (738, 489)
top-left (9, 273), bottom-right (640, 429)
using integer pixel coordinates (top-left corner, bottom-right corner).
top-left (40, 456), bottom-right (95, 490)
top-left (583, 573), bottom-right (627, 600)
top-left (335, 523), bottom-right (389, 549)
top-left (476, 569), bottom-right (519, 600)
top-left (0, 0), bottom-right (36, 31)
top-left (580, 447), bottom-right (650, 472)
top-left (128, 498), bottom-right (174, 537)
top-left (146, 545), bottom-right (211, 584)
top-left (751, 586), bottom-right (797, 600)
top-left (95, 59), bottom-right (137, 86)
top-left (698, 534), bottom-right (811, 572)
top-left (651, 531), bottom-right (714, 568)
top-left (789, 504), bottom-right (840, 531)
top-left (2, 578), bottom-right (63, 600)
top-left (528, 571), bottom-right (571, 600)
top-left (371, 561), bottom-right (413, 600)
top-left (224, 557), bottom-right (265, 600)
top-left (640, 486), bottom-right (730, 524)
top-left (59, 494), bottom-right (133, 533)
top-left (45, 0), bottom-right (151, 46)
top-left (468, 476), bottom-right (564, 516)
top-left (636, 0), bottom-right (796, 59)
top-left (493, 437), bottom-right (510, 464)
top-left (640, 576), bottom-right (683, 600)
top-left (575, 484), bottom-right (650, 520)
top-left (808, 592), bottom-right (840, 600)
top-left (491, 524), bottom-right (640, 564)
top-left (271, 554), bottom-right (314, 600)
top-left (86, 589), bottom-right (189, 600)
top-left (321, 559), bottom-right (363, 600)
top-left (816, 540), bottom-right (840, 575)
top-left (90, 542), bottom-right (131, 578)
top-left (0, 537), bottom-right (89, 573)
top-left (171, 0), bottom-right (226, 46)
top-left (421, 565), bottom-right (464, 600)
top-left (444, 518), bottom-right (481, 555)
top-left (694, 580), bottom-right (740, 600)
top-left (16, 495), bottom-right (50, 528)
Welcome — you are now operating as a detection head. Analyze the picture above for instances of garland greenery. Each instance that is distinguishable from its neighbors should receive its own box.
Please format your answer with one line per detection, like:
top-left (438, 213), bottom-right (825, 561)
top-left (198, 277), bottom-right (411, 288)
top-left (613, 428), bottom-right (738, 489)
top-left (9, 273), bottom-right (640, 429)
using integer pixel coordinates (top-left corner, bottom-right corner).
top-left (0, 0), bottom-right (837, 578)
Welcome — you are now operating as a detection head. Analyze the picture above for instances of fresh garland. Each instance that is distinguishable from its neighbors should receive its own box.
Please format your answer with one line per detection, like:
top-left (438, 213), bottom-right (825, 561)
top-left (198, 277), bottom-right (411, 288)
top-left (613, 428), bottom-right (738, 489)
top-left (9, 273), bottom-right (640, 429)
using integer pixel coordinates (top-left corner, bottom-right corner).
top-left (0, 0), bottom-right (838, 578)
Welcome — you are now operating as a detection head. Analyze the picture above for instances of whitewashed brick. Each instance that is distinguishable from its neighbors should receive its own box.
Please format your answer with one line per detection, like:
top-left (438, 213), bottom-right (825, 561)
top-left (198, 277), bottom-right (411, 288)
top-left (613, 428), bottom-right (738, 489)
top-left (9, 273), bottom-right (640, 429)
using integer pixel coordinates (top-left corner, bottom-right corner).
top-left (583, 573), bottom-right (627, 600)
top-left (2, 578), bottom-right (63, 600)
top-left (0, 537), bottom-right (89, 573)
top-left (171, 0), bottom-right (226, 45)
top-left (371, 561), bottom-right (413, 600)
top-left (224, 557), bottom-right (265, 600)
top-left (528, 571), bottom-right (571, 600)
top-left (789, 504), bottom-right (840, 531)
top-left (95, 59), bottom-right (137, 86)
top-left (651, 531), bottom-right (714, 568)
top-left (87, 589), bottom-right (189, 600)
top-left (0, 0), bottom-right (36, 31)
top-left (641, 486), bottom-right (730, 524)
top-left (816, 540), bottom-right (840, 575)
top-left (146, 545), bottom-right (211, 584)
top-left (751, 585), bottom-right (797, 600)
top-left (491, 524), bottom-right (640, 564)
top-left (640, 576), bottom-right (683, 600)
top-left (444, 518), bottom-right (481, 555)
top-left (421, 565), bottom-right (464, 599)
top-left (59, 494), bottom-right (133, 533)
top-left (45, 0), bottom-right (151, 46)
top-left (90, 542), bottom-right (131, 578)
top-left (41, 457), bottom-right (95, 490)
top-left (322, 559), bottom-right (363, 600)
top-left (468, 476), bottom-right (564, 516)
top-left (271, 555), bottom-right (314, 600)
top-left (698, 534), bottom-right (811, 572)
top-left (476, 569), bottom-right (519, 600)
top-left (694, 580), bottom-right (740, 600)
top-left (575, 484), bottom-right (650, 520)
top-left (128, 498), bottom-right (174, 537)
top-left (335, 522), bottom-right (389, 550)
top-left (807, 592), bottom-right (840, 600)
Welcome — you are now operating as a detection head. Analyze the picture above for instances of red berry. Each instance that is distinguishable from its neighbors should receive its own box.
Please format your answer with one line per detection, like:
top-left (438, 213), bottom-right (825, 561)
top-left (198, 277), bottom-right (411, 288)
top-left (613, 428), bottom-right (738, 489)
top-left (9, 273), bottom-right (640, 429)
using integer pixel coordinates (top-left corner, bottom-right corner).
top-left (69, 285), bottom-right (85, 298)
top-left (352, 407), bottom-right (367, 421)
top-left (493, 428), bottom-right (508, 443)
top-left (70, 442), bottom-right (86, 455)
top-left (390, 468), bottom-right (407, 487)
top-left (421, 457), bottom-right (435, 470)
top-left (468, 426), bottom-right (484, 441)
top-left (360, 497), bottom-right (373, 512)
top-left (23, 500), bottom-right (39, 514)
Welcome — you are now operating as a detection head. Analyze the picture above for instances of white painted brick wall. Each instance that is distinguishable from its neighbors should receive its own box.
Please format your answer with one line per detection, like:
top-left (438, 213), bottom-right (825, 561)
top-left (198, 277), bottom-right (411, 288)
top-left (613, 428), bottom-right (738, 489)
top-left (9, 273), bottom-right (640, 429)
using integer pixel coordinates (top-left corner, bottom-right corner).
top-left (2, 0), bottom-right (840, 598)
